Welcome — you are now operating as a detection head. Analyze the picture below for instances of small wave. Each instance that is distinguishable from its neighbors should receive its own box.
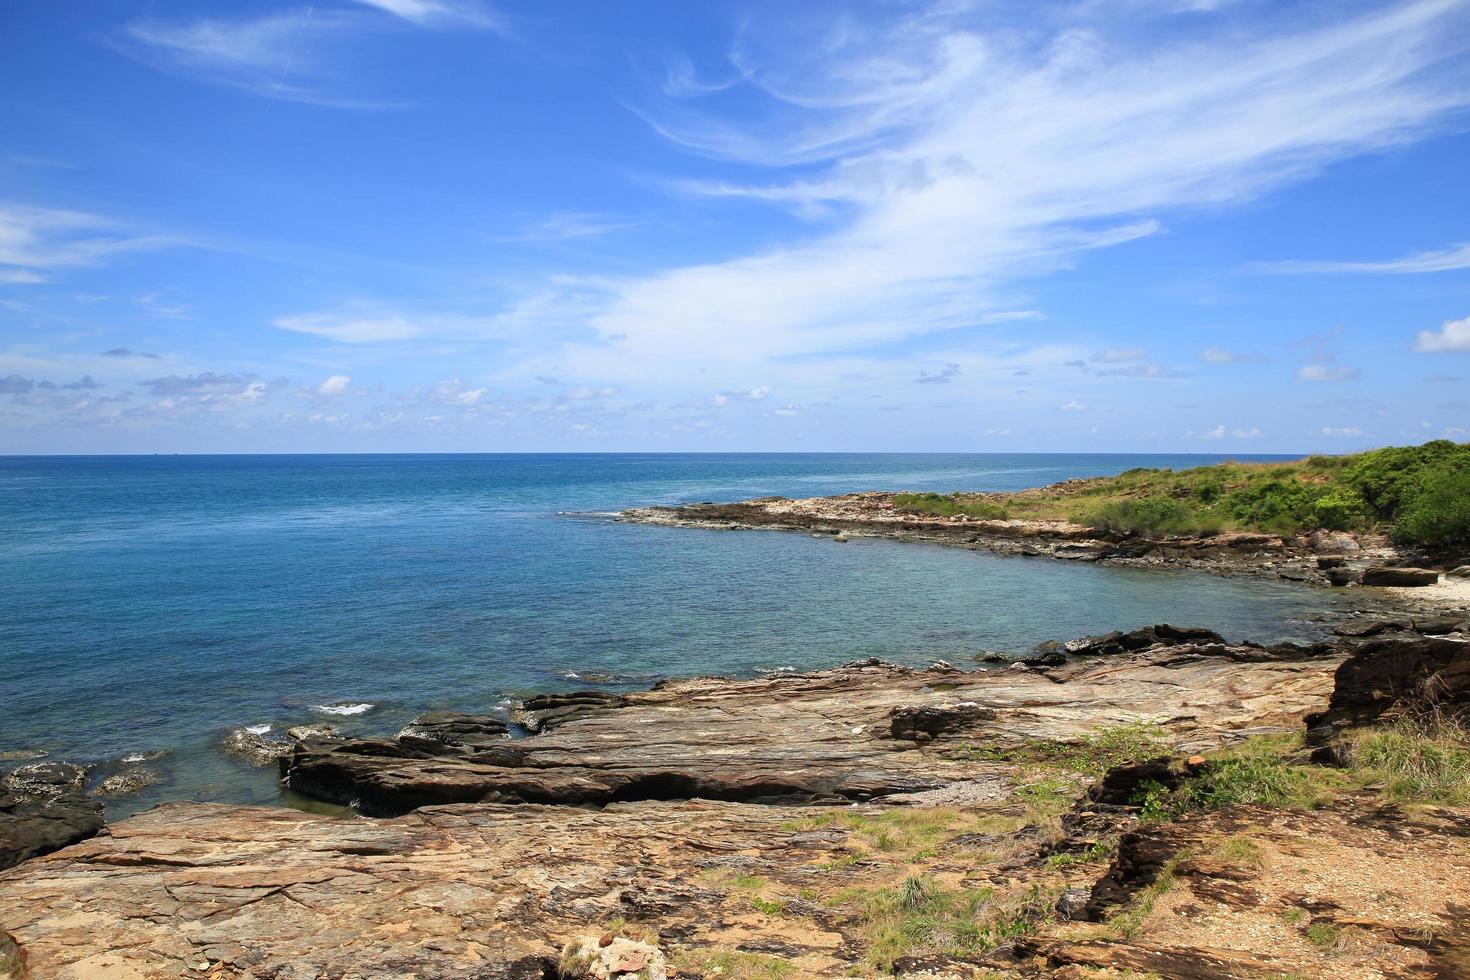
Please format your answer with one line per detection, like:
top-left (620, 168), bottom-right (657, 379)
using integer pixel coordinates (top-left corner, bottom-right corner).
top-left (244, 724), bottom-right (272, 735)
top-left (757, 665), bottom-right (797, 675)
top-left (312, 702), bottom-right (375, 716)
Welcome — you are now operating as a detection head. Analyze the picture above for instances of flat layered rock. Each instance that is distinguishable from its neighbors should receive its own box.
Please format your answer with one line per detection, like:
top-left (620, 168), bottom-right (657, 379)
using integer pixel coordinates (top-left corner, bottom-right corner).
top-left (283, 632), bottom-right (1347, 816)
top-left (0, 799), bottom-right (869, 979)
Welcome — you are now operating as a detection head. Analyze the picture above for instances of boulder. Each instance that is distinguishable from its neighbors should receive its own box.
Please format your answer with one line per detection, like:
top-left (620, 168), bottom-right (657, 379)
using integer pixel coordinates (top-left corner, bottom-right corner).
top-left (1324, 567), bottom-right (1358, 587)
top-left (1448, 565), bottom-right (1470, 579)
top-left (1060, 624), bottom-right (1225, 657)
top-left (889, 702), bottom-right (996, 741)
top-left (1360, 566), bottom-right (1439, 587)
top-left (221, 728), bottom-right (292, 767)
top-left (558, 936), bottom-right (667, 980)
top-left (1305, 636), bottom-right (1470, 760)
top-left (95, 768), bottom-right (161, 798)
top-left (1315, 556), bottom-right (1348, 569)
top-left (1308, 530), bottom-right (1360, 553)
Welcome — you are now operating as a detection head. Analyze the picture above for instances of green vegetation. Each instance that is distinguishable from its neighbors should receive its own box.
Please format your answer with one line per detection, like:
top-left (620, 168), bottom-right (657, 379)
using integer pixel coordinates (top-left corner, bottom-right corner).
top-left (1346, 715), bottom-right (1470, 805)
top-left (851, 875), bottom-right (1057, 971)
top-left (895, 439), bottom-right (1470, 548)
top-left (1105, 852), bottom-right (1186, 940)
top-left (1134, 720), bottom-right (1470, 822)
top-left (892, 492), bottom-right (1009, 520)
top-left (1135, 736), bottom-right (1335, 822)
top-left (748, 896), bottom-right (787, 916)
top-left (668, 948), bottom-right (794, 979)
top-left (955, 723), bottom-right (1172, 776)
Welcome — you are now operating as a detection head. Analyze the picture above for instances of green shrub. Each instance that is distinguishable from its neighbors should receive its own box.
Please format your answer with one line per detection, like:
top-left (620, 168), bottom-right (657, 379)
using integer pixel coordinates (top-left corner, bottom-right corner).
top-left (1086, 497), bottom-right (1195, 536)
top-left (1135, 737), bottom-right (1329, 821)
top-left (892, 492), bottom-right (1009, 520)
top-left (1392, 458), bottom-right (1470, 550)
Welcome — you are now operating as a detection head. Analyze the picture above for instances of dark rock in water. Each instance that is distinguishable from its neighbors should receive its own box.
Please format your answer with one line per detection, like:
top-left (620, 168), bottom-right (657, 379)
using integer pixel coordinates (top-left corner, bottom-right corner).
top-left (1360, 566), bottom-right (1439, 587)
top-left (95, 768), bottom-right (161, 798)
top-left (222, 728), bottom-right (292, 767)
top-left (1031, 648), bottom-right (1067, 667)
top-left (1333, 618), bottom-right (1411, 638)
top-left (2, 762), bottom-right (86, 797)
top-left (1315, 556), bottom-right (1348, 569)
top-left (0, 749), bottom-right (47, 763)
top-left (395, 712), bottom-right (509, 755)
top-left (1325, 567), bottom-right (1358, 587)
top-left (975, 650), bottom-right (1012, 663)
top-left (286, 723), bottom-right (339, 742)
top-left (889, 702), bottom-right (996, 741)
top-left (1305, 636), bottom-right (1470, 761)
top-left (1412, 615), bottom-right (1465, 636)
top-left (1, 763), bottom-right (104, 870)
top-left (1060, 624), bottom-right (1224, 657)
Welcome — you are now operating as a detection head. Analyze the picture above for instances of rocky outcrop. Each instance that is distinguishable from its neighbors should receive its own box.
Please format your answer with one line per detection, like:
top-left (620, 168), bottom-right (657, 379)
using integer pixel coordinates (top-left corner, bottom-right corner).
top-left (1056, 800), bottom-right (1470, 979)
top-left (619, 495), bottom-right (1407, 585)
top-left (0, 799), bottom-right (864, 979)
top-left (283, 630), bottom-right (1348, 817)
top-left (1305, 635), bottom-right (1470, 758)
top-left (0, 763), bottom-right (104, 871)
top-left (1361, 565), bottom-right (1440, 587)
top-left (221, 727), bottom-right (293, 767)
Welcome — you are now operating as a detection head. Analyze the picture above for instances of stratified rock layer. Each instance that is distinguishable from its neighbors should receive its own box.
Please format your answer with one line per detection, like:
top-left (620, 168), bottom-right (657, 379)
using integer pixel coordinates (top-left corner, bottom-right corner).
top-left (283, 633), bottom-right (1346, 816)
top-left (0, 799), bottom-right (857, 979)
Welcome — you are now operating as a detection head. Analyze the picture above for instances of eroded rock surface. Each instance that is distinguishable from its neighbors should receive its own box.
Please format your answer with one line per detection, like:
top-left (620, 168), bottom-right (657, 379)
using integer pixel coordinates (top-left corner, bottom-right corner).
top-left (282, 632), bottom-right (1346, 816)
top-left (0, 799), bottom-right (864, 979)
top-left (1048, 799), bottom-right (1470, 979)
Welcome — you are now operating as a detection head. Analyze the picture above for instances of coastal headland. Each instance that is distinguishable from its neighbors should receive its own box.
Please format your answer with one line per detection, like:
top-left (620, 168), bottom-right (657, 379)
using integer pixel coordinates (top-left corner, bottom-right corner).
top-left (3, 447), bottom-right (1469, 979)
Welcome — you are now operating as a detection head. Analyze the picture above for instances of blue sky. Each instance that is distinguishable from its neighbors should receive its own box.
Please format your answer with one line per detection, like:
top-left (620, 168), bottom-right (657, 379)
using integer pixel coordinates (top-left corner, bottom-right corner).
top-left (2, 0), bottom-right (1468, 453)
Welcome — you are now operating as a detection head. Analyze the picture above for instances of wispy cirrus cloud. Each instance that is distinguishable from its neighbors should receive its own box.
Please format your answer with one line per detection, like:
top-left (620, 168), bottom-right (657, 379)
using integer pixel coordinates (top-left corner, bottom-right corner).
top-left (351, 0), bottom-right (502, 31)
top-left (118, 8), bottom-right (397, 109)
top-left (501, 211), bottom-right (644, 242)
top-left (1251, 242), bottom-right (1470, 274)
top-left (0, 203), bottom-right (174, 281)
top-left (516, 0), bottom-right (1470, 388)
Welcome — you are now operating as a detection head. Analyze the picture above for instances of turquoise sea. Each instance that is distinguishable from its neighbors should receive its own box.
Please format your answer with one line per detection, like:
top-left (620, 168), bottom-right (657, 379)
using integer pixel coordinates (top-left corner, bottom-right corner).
top-left (0, 453), bottom-right (1356, 816)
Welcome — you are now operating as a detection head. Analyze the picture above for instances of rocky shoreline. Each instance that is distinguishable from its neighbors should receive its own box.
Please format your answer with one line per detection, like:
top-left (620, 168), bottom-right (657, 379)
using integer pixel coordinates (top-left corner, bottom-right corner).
top-left (3, 619), bottom-right (1468, 978)
top-left (618, 493), bottom-right (1469, 598)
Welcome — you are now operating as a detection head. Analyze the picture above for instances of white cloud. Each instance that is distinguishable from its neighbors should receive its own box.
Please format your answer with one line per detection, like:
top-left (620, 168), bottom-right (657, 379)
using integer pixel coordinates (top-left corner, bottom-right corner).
top-left (0, 203), bottom-right (173, 278)
top-left (120, 9), bottom-right (395, 109)
top-left (275, 312), bottom-right (423, 343)
top-left (1060, 400), bottom-right (1089, 412)
top-left (317, 374), bottom-right (352, 397)
top-left (1255, 242), bottom-right (1470, 274)
top-left (1091, 347), bottom-right (1147, 364)
top-left (524, 0), bottom-right (1470, 385)
top-left (1414, 315), bottom-right (1470, 352)
top-left (1199, 346), bottom-right (1265, 364)
top-left (351, 0), bottom-right (500, 29)
top-left (1203, 424), bottom-right (1227, 439)
top-left (1321, 426), bottom-right (1364, 436)
top-left (503, 211), bottom-right (641, 242)
top-left (1297, 364), bottom-right (1360, 382)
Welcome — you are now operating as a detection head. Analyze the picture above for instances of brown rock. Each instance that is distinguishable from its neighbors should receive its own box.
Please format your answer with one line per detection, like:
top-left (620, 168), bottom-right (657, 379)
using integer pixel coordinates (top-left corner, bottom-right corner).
top-left (284, 633), bottom-right (1346, 816)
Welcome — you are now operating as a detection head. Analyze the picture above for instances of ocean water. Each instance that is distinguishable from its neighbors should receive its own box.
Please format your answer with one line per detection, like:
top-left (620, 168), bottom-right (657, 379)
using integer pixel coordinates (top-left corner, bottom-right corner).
top-left (1, 453), bottom-right (1357, 816)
